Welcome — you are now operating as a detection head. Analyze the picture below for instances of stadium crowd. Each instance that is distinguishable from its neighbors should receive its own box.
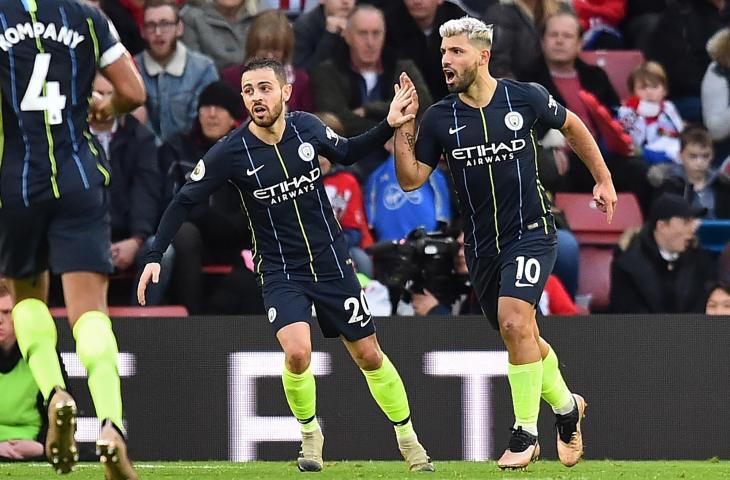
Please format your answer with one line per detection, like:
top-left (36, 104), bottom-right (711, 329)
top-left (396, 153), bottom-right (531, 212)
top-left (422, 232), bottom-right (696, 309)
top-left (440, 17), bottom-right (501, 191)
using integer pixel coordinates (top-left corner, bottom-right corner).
top-left (33, 0), bottom-right (730, 315)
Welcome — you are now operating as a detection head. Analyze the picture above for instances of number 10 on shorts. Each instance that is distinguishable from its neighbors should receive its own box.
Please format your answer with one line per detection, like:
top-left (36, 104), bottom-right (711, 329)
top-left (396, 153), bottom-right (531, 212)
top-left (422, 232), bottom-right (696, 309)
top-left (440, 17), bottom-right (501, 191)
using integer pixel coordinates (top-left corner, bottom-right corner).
top-left (515, 256), bottom-right (540, 287)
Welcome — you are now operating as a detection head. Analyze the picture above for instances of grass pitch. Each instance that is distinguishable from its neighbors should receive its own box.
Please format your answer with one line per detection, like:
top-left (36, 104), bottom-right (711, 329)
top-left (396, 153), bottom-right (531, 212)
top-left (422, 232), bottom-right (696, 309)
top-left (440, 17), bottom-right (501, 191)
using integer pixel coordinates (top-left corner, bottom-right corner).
top-left (3, 460), bottom-right (730, 479)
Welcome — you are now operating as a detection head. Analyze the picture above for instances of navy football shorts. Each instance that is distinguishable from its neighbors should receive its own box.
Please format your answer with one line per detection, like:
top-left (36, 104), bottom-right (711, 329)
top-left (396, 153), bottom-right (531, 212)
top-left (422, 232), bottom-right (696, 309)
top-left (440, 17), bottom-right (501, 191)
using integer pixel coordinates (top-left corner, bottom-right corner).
top-left (0, 187), bottom-right (113, 278)
top-left (262, 268), bottom-right (376, 341)
top-left (466, 230), bottom-right (558, 330)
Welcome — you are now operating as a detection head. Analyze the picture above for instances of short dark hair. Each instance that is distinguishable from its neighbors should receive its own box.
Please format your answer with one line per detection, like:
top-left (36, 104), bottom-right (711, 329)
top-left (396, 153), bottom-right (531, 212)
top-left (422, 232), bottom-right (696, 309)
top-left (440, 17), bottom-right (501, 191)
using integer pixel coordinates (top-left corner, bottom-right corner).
top-left (680, 126), bottom-right (713, 152)
top-left (243, 57), bottom-right (287, 85)
top-left (143, 0), bottom-right (180, 21)
top-left (707, 281), bottom-right (730, 298)
top-left (0, 280), bottom-right (9, 299)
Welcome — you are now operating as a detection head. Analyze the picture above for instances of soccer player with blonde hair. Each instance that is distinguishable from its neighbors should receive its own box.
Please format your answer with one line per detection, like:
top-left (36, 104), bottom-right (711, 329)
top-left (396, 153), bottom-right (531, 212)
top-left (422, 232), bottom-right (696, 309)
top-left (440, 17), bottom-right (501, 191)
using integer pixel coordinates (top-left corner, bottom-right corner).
top-left (394, 16), bottom-right (617, 470)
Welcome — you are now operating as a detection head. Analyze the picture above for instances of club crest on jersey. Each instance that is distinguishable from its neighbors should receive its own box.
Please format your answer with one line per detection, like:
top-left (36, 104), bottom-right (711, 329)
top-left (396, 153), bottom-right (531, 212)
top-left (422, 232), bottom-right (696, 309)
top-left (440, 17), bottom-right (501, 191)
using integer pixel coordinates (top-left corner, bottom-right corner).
top-left (298, 142), bottom-right (315, 161)
top-left (504, 111), bottom-right (523, 131)
top-left (325, 126), bottom-right (340, 146)
top-left (268, 307), bottom-right (277, 323)
top-left (190, 160), bottom-right (205, 181)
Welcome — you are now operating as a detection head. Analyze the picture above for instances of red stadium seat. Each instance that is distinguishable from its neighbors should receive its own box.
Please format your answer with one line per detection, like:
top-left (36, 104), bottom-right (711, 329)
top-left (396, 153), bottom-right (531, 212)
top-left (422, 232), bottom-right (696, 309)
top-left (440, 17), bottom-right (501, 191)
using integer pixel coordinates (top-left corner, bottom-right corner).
top-left (50, 306), bottom-right (189, 317)
top-left (554, 192), bottom-right (643, 245)
top-left (577, 246), bottom-right (614, 312)
top-left (202, 264), bottom-right (233, 275)
top-left (578, 50), bottom-right (645, 101)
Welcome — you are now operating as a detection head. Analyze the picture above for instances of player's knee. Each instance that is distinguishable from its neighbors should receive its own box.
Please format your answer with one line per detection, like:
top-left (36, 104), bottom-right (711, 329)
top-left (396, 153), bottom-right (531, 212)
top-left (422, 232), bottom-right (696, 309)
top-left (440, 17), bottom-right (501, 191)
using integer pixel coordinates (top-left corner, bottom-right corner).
top-left (353, 347), bottom-right (383, 371)
top-left (74, 312), bottom-right (118, 368)
top-left (498, 314), bottom-right (532, 343)
top-left (285, 347), bottom-right (311, 374)
top-left (12, 299), bottom-right (57, 355)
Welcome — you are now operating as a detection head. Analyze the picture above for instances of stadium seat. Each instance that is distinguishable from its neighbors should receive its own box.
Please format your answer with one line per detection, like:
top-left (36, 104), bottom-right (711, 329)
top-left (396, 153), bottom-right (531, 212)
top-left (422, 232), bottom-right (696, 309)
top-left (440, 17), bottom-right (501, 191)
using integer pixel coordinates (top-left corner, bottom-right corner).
top-left (696, 219), bottom-right (730, 253)
top-left (554, 192), bottom-right (643, 245)
top-left (202, 264), bottom-right (233, 275)
top-left (49, 306), bottom-right (189, 318)
top-left (578, 50), bottom-right (645, 101)
top-left (576, 246), bottom-right (614, 312)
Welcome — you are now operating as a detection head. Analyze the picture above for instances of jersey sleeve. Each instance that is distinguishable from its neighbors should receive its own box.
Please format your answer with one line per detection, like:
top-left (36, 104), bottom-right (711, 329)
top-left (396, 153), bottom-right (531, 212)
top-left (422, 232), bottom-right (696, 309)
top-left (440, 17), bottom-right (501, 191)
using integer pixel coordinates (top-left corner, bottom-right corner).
top-left (146, 139), bottom-right (233, 263)
top-left (414, 106), bottom-right (444, 169)
top-left (303, 112), bottom-right (393, 165)
top-left (176, 139), bottom-right (234, 205)
top-left (527, 82), bottom-right (568, 130)
top-left (87, 8), bottom-right (127, 68)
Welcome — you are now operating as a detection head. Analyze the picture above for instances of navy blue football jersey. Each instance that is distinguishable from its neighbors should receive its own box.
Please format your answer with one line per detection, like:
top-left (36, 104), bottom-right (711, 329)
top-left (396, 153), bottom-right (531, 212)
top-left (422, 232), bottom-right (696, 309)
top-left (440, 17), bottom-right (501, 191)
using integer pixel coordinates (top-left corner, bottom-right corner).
top-left (173, 112), bottom-right (361, 283)
top-left (415, 79), bottom-right (567, 257)
top-left (0, 0), bottom-right (125, 207)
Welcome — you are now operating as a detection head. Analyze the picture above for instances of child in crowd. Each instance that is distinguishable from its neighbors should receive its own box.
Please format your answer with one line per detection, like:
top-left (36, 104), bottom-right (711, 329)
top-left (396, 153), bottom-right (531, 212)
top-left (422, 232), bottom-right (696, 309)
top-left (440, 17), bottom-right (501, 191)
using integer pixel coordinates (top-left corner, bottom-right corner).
top-left (658, 126), bottom-right (730, 219)
top-left (618, 61), bottom-right (684, 164)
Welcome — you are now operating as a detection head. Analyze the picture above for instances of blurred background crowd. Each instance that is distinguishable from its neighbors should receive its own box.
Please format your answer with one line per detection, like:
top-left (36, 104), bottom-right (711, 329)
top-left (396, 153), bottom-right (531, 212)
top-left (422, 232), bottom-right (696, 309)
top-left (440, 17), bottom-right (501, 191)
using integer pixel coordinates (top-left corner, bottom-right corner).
top-left (48, 0), bottom-right (730, 318)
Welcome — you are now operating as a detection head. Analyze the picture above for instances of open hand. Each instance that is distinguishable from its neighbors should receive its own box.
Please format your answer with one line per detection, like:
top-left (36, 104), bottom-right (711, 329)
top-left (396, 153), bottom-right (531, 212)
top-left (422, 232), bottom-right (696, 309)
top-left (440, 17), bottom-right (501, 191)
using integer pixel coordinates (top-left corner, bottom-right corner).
top-left (387, 74), bottom-right (418, 128)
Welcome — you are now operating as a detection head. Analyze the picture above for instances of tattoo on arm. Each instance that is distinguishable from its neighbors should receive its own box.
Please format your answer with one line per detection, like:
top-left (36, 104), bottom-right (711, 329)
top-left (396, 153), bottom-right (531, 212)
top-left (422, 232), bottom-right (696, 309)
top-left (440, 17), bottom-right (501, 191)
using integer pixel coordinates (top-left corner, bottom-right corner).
top-left (405, 132), bottom-right (416, 152)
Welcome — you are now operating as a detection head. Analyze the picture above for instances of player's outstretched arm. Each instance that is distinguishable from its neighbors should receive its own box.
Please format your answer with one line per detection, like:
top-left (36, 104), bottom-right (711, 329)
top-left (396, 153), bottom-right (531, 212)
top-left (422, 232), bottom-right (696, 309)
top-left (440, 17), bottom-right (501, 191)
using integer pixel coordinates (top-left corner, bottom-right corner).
top-left (560, 110), bottom-right (618, 223)
top-left (333, 79), bottom-right (417, 165)
top-left (137, 263), bottom-right (160, 306)
top-left (394, 73), bottom-right (432, 191)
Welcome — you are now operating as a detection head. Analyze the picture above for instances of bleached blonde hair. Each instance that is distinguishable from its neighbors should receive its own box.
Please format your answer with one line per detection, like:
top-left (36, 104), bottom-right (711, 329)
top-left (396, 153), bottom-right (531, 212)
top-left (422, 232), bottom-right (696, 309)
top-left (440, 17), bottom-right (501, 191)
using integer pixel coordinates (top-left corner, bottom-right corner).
top-left (439, 16), bottom-right (493, 50)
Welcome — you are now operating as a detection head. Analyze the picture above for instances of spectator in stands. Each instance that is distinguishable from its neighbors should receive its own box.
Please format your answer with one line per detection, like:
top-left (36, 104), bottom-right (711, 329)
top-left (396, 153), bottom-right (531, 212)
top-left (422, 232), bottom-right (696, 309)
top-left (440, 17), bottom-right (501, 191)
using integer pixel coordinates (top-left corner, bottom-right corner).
top-left (293, 0), bottom-right (354, 70)
top-left (221, 9), bottom-right (314, 112)
top-left (646, 0), bottom-right (725, 124)
top-left (618, 62), bottom-right (684, 165)
top-left (485, 0), bottom-right (570, 80)
top-left (610, 193), bottom-right (713, 313)
top-left (702, 19), bottom-right (730, 164)
top-left (657, 127), bottom-right (730, 219)
top-left (157, 81), bottom-right (253, 314)
top-left (91, 75), bottom-right (174, 306)
top-left (316, 112), bottom-right (375, 277)
top-left (311, 4), bottom-right (431, 180)
top-left (0, 283), bottom-right (68, 460)
top-left (311, 4), bottom-right (432, 136)
top-left (527, 11), bottom-right (651, 211)
top-left (136, 0), bottom-right (219, 143)
top-left (100, 0), bottom-right (147, 55)
top-left (382, 0), bottom-right (465, 101)
top-left (706, 282), bottom-right (730, 315)
top-left (181, 0), bottom-right (258, 70)
top-left (365, 137), bottom-right (451, 242)
top-left (573, 0), bottom-right (626, 50)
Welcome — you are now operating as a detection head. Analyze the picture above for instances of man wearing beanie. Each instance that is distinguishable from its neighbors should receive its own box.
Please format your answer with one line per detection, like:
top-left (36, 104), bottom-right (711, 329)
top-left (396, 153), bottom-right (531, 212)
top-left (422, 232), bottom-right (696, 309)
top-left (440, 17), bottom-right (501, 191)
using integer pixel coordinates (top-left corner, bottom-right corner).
top-left (610, 193), bottom-right (714, 313)
top-left (157, 81), bottom-right (258, 315)
top-left (135, 0), bottom-right (219, 143)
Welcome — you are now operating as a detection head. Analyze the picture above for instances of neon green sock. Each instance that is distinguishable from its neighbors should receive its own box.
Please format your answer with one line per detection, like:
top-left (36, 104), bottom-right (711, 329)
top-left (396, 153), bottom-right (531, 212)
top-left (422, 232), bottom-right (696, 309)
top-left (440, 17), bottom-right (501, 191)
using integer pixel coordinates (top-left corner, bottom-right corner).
top-left (73, 311), bottom-right (123, 431)
top-left (508, 360), bottom-right (543, 435)
top-left (361, 354), bottom-right (412, 432)
top-left (12, 299), bottom-right (65, 400)
top-left (542, 347), bottom-right (574, 414)
top-left (282, 366), bottom-right (318, 432)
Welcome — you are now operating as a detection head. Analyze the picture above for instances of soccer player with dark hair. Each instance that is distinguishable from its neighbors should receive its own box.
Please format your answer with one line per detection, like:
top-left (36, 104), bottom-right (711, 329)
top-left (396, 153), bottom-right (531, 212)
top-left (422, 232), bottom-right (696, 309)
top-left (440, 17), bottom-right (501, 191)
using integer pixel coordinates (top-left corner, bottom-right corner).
top-left (137, 57), bottom-right (435, 473)
top-left (394, 17), bottom-right (617, 470)
top-left (0, 0), bottom-right (145, 477)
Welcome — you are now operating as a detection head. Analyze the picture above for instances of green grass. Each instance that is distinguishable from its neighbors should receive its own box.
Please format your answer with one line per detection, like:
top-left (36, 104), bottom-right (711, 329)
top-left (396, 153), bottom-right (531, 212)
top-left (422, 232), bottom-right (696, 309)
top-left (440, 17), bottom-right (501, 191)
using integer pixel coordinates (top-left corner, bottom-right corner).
top-left (3, 461), bottom-right (730, 479)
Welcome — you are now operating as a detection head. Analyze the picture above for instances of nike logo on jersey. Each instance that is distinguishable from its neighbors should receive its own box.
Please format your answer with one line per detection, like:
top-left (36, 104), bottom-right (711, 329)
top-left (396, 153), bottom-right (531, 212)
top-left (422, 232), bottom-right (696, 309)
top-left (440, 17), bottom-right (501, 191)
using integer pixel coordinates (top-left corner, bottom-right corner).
top-left (449, 125), bottom-right (466, 135)
top-left (515, 281), bottom-right (534, 288)
top-left (360, 317), bottom-right (371, 328)
top-left (246, 165), bottom-right (264, 176)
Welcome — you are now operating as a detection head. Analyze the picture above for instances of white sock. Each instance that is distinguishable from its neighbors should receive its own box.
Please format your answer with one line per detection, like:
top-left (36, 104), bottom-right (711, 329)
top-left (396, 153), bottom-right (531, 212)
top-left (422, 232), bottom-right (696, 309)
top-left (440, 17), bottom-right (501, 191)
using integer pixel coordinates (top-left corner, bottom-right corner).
top-left (553, 394), bottom-right (576, 416)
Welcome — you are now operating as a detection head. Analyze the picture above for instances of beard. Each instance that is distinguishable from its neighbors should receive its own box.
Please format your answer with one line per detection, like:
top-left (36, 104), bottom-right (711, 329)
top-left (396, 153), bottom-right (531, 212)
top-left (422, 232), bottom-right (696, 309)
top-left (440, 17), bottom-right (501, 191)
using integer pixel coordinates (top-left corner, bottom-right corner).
top-left (249, 95), bottom-right (284, 128)
top-left (446, 63), bottom-right (478, 94)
